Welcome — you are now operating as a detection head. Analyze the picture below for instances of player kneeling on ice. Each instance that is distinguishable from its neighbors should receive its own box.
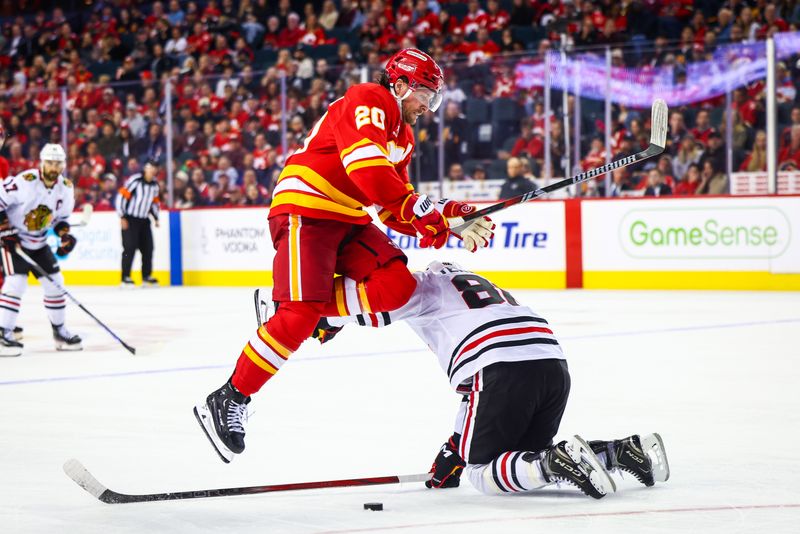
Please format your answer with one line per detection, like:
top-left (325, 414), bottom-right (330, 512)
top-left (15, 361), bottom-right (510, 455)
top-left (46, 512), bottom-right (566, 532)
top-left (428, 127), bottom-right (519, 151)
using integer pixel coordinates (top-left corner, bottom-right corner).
top-left (0, 143), bottom-right (81, 356)
top-left (312, 261), bottom-right (670, 498)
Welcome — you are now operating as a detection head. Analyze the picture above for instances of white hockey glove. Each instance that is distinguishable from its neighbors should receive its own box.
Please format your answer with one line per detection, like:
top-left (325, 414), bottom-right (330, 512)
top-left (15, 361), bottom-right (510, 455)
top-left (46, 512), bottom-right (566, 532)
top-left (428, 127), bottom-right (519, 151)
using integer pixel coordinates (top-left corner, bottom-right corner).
top-left (459, 217), bottom-right (495, 252)
top-left (435, 199), bottom-right (495, 253)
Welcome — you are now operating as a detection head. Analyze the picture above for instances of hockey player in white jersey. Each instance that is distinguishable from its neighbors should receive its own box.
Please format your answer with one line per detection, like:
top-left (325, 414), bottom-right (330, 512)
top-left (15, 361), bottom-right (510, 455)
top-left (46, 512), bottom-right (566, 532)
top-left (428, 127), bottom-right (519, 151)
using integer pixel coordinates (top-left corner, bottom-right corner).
top-left (307, 261), bottom-right (670, 498)
top-left (0, 143), bottom-right (81, 356)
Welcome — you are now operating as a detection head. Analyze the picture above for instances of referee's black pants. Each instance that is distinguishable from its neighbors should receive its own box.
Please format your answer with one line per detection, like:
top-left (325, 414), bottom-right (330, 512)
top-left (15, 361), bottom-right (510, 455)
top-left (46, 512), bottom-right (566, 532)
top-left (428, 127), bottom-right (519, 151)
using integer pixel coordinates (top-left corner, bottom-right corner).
top-left (121, 217), bottom-right (154, 280)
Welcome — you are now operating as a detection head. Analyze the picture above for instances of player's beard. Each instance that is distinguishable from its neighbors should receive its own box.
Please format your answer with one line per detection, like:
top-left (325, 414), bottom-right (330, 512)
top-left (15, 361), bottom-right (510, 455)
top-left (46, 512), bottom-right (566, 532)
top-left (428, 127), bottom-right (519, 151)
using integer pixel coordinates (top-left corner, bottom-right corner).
top-left (402, 105), bottom-right (422, 125)
top-left (42, 170), bottom-right (59, 184)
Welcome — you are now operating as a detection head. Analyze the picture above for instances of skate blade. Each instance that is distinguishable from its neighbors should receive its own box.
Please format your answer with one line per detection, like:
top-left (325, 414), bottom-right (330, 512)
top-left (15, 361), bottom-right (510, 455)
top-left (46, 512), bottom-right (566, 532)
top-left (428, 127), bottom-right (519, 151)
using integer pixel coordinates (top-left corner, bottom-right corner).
top-left (0, 347), bottom-right (22, 357)
top-left (642, 433), bottom-right (670, 482)
top-left (56, 343), bottom-right (83, 352)
top-left (572, 435), bottom-right (617, 497)
top-left (193, 404), bottom-right (234, 464)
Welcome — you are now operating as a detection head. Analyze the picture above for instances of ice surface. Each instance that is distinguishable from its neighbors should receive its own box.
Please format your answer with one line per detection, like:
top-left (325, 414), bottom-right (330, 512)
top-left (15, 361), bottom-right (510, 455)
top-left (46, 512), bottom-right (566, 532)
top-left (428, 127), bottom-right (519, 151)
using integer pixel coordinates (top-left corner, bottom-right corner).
top-left (1, 286), bottom-right (799, 533)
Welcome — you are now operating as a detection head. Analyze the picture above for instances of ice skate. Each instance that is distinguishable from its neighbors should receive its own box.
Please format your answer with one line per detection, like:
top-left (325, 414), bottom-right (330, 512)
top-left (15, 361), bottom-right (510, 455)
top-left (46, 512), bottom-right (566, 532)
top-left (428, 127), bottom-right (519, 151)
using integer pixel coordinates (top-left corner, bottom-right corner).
top-left (641, 433), bottom-right (670, 483)
top-left (591, 434), bottom-right (669, 487)
top-left (0, 327), bottom-right (23, 357)
top-left (194, 379), bottom-right (250, 463)
top-left (121, 277), bottom-right (135, 288)
top-left (142, 276), bottom-right (159, 287)
top-left (535, 435), bottom-right (616, 499)
top-left (12, 326), bottom-right (23, 341)
top-left (53, 324), bottom-right (83, 351)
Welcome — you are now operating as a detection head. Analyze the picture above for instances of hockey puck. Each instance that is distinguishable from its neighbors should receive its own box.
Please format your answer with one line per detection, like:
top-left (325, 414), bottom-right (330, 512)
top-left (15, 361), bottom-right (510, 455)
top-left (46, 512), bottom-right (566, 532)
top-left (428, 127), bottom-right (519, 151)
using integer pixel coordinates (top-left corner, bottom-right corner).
top-left (363, 502), bottom-right (383, 511)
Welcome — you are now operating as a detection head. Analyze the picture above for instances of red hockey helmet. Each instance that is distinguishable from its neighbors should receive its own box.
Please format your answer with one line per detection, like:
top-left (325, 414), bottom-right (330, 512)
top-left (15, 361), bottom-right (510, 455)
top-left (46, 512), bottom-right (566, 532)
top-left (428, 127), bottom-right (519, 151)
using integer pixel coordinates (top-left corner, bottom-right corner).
top-left (384, 48), bottom-right (444, 111)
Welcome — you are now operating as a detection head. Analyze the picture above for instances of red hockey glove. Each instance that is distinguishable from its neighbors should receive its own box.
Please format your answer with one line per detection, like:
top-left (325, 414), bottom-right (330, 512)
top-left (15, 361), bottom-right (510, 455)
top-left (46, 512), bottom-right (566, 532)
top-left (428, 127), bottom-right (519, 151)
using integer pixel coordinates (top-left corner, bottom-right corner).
top-left (425, 434), bottom-right (466, 489)
top-left (399, 194), bottom-right (451, 249)
top-left (435, 198), bottom-right (477, 219)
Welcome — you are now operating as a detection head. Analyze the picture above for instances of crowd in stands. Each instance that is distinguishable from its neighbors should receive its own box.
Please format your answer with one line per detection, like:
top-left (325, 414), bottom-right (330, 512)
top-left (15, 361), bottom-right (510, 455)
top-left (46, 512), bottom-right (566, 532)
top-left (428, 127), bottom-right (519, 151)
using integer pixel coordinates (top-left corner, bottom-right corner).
top-left (1, 0), bottom-right (800, 210)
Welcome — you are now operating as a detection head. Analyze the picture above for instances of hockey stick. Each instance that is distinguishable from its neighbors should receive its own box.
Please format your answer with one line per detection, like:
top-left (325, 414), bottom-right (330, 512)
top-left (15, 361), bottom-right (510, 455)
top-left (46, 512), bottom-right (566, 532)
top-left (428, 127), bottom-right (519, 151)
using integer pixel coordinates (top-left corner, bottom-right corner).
top-left (63, 458), bottom-right (431, 504)
top-left (448, 99), bottom-right (669, 233)
top-left (14, 246), bottom-right (136, 355)
top-left (69, 204), bottom-right (93, 228)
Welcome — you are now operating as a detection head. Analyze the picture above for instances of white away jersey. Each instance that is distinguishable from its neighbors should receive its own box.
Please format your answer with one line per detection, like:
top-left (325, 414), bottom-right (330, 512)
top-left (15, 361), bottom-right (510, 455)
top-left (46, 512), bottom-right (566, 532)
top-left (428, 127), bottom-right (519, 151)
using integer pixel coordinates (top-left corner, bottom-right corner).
top-left (0, 169), bottom-right (75, 250)
top-left (383, 261), bottom-right (564, 389)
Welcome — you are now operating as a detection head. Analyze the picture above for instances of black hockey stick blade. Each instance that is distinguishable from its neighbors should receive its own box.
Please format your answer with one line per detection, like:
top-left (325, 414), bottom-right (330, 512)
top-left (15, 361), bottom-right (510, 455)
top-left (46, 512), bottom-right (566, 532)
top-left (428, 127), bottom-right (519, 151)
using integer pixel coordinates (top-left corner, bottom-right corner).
top-left (63, 459), bottom-right (431, 504)
top-left (450, 99), bottom-right (668, 232)
top-left (14, 246), bottom-right (136, 355)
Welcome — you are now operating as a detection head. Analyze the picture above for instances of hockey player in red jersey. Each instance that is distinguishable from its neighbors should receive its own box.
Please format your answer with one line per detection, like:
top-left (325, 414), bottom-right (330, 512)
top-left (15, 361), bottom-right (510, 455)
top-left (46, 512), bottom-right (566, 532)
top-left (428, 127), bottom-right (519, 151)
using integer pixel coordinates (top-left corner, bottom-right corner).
top-left (313, 261), bottom-right (670, 498)
top-left (195, 49), bottom-right (495, 463)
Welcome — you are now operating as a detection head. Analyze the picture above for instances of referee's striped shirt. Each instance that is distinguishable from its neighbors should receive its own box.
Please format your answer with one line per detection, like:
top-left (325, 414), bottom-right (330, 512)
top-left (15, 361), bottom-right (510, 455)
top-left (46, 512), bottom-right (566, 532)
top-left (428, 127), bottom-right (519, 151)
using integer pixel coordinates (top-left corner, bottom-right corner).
top-left (116, 174), bottom-right (160, 220)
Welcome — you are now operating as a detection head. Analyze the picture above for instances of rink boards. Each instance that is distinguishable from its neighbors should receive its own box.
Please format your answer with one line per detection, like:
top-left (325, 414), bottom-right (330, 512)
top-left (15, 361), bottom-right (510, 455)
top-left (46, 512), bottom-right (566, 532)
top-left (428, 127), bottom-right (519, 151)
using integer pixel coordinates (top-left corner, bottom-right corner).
top-left (55, 195), bottom-right (800, 290)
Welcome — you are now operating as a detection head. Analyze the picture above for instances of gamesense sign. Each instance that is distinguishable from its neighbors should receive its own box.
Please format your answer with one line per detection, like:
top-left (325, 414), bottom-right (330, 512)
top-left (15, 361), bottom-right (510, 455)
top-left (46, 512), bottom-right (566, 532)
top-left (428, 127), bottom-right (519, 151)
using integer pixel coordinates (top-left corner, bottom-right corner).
top-left (620, 207), bottom-right (791, 259)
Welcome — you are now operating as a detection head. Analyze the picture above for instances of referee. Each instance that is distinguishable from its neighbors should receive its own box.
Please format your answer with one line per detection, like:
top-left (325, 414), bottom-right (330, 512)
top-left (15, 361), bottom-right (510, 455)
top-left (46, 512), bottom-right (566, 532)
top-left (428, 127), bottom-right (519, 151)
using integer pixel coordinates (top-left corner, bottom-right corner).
top-left (117, 158), bottom-right (161, 287)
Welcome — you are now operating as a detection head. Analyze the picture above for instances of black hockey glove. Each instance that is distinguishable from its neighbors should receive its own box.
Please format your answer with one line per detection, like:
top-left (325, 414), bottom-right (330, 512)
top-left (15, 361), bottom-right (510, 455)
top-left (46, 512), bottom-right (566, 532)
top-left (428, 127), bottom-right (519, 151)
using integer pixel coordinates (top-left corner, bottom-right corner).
top-left (53, 220), bottom-right (71, 237)
top-left (57, 233), bottom-right (77, 256)
top-left (0, 211), bottom-right (17, 248)
top-left (425, 434), bottom-right (466, 489)
top-left (311, 317), bottom-right (343, 344)
top-left (0, 227), bottom-right (19, 248)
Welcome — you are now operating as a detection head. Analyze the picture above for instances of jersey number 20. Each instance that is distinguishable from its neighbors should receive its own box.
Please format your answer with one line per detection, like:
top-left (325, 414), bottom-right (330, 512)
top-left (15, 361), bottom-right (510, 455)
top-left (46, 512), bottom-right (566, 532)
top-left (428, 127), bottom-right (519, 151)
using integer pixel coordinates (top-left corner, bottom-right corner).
top-left (355, 106), bottom-right (386, 130)
top-left (451, 274), bottom-right (519, 309)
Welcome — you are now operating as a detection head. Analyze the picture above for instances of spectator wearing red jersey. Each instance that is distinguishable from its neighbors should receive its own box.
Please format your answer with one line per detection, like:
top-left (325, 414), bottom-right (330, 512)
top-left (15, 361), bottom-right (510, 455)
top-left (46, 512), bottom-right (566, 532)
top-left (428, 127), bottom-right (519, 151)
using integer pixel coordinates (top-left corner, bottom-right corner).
top-left (485, 0), bottom-right (510, 31)
top-left (443, 28), bottom-right (476, 57)
top-left (263, 16), bottom-right (282, 48)
top-left (690, 110), bottom-right (717, 147)
top-left (187, 22), bottom-right (213, 55)
top-left (509, 119), bottom-right (544, 160)
top-left (674, 163), bottom-right (701, 195)
top-left (732, 87), bottom-right (759, 128)
top-left (462, 0), bottom-right (488, 35)
top-left (757, 4), bottom-right (789, 40)
top-left (96, 88), bottom-right (122, 118)
top-left (468, 28), bottom-right (501, 65)
top-left (278, 13), bottom-right (305, 48)
top-left (300, 14), bottom-right (327, 46)
top-left (86, 142), bottom-right (106, 176)
top-left (492, 65), bottom-right (515, 98)
top-left (7, 141), bottom-right (31, 176)
top-left (412, 0), bottom-right (440, 35)
top-left (582, 137), bottom-right (607, 171)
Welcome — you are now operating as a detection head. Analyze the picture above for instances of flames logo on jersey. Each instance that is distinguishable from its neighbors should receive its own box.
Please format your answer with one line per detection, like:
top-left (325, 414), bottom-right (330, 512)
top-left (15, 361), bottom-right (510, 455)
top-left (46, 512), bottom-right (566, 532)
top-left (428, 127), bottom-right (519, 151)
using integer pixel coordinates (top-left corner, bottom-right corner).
top-left (24, 205), bottom-right (53, 231)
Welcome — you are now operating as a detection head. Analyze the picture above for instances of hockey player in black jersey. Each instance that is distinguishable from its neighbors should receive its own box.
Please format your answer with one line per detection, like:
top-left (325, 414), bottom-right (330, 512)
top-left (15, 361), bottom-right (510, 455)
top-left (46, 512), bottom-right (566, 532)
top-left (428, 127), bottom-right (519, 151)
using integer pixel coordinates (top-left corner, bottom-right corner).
top-left (302, 260), bottom-right (670, 498)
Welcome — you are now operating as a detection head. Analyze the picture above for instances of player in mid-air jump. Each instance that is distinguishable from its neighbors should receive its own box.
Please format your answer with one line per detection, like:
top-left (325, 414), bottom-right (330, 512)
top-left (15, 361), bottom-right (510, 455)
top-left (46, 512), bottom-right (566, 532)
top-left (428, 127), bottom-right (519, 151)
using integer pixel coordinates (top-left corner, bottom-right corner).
top-left (307, 261), bottom-right (670, 498)
top-left (195, 48), bottom-right (495, 463)
top-left (0, 143), bottom-right (81, 356)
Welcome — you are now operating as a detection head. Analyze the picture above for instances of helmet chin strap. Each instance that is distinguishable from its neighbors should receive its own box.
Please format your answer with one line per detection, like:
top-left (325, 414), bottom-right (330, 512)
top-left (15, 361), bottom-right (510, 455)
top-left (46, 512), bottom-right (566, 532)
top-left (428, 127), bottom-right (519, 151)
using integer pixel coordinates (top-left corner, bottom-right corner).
top-left (390, 83), bottom-right (413, 111)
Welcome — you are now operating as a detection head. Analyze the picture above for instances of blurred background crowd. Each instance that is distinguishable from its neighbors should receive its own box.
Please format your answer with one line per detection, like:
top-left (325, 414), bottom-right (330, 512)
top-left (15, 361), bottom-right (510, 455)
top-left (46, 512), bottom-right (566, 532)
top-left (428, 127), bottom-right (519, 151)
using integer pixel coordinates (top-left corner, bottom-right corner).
top-left (1, 0), bottom-right (800, 209)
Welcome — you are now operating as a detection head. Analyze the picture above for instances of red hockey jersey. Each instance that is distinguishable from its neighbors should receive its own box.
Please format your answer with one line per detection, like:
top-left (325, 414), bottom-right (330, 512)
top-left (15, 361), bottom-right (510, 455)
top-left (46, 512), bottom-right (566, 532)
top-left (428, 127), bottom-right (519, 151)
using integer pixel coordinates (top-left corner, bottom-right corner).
top-left (270, 83), bottom-right (416, 225)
